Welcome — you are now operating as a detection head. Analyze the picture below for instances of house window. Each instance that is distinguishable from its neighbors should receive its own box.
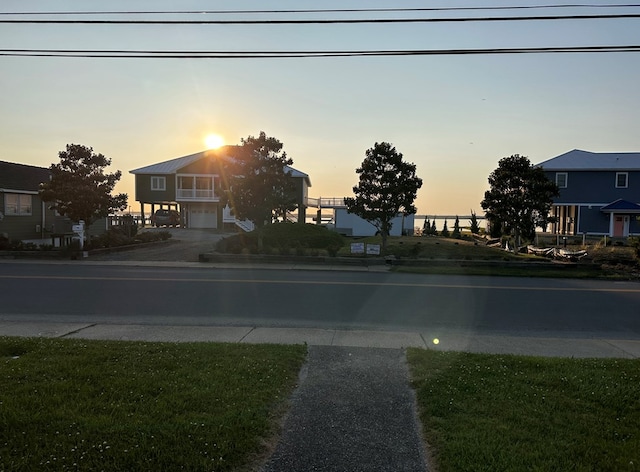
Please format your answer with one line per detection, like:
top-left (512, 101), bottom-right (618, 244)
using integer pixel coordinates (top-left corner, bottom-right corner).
top-left (4, 193), bottom-right (32, 216)
top-left (556, 172), bottom-right (568, 188)
top-left (616, 172), bottom-right (628, 188)
top-left (151, 176), bottom-right (166, 191)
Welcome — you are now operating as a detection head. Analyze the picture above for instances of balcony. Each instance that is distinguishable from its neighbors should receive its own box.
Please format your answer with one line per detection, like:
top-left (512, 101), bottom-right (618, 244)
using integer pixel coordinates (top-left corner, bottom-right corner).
top-left (176, 189), bottom-right (219, 201)
top-left (176, 175), bottom-right (219, 202)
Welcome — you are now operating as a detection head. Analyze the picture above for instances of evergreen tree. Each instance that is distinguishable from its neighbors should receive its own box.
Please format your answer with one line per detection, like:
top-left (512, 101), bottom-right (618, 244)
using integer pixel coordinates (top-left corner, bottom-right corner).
top-left (431, 220), bottom-right (437, 235)
top-left (221, 131), bottom-right (297, 228)
top-left (39, 144), bottom-right (127, 239)
top-left (345, 142), bottom-right (422, 249)
top-left (422, 217), bottom-right (430, 236)
top-left (441, 220), bottom-right (450, 238)
top-left (481, 154), bottom-right (559, 247)
top-left (469, 210), bottom-right (480, 234)
top-left (452, 215), bottom-right (461, 238)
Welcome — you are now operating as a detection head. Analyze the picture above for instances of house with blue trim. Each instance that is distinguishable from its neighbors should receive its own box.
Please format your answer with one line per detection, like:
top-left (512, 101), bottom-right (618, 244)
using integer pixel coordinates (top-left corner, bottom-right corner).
top-left (537, 150), bottom-right (640, 237)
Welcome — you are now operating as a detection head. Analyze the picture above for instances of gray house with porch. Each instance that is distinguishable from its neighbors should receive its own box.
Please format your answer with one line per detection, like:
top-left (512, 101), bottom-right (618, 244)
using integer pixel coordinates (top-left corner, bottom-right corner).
top-left (537, 149), bottom-right (640, 237)
top-left (130, 147), bottom-right (311, 230)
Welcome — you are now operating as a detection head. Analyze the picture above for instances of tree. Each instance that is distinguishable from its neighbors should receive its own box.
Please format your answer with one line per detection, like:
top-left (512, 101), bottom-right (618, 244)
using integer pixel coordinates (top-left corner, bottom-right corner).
top-left (222, 131), bottom-right (297, 228)
top-left (441, 220), bottom-right (450, 238)
top-left (39, 144), bottom-right (127, 238)
top-left (469, 210), bottom-right (480, 235)
top-left (344, 142), bottom-right (422, 249)
top-left (422, 216), bottom-right (430, 236)
top-left (452, 215), bottom-right (461, 238)
top-left (431, 220), bottom-right (437, 235)
top-left (481, 154), bottom-right (559, 248)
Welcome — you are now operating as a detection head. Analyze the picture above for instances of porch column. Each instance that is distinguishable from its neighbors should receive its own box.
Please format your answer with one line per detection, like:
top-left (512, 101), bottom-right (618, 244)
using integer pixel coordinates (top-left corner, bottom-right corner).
top-left (609, 213), bottom-right (615, 237)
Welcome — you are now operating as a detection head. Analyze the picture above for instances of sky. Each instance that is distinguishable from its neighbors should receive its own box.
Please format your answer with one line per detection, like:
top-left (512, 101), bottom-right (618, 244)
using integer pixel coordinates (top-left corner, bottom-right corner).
top-left (1, 1), bottom-right (640, 217)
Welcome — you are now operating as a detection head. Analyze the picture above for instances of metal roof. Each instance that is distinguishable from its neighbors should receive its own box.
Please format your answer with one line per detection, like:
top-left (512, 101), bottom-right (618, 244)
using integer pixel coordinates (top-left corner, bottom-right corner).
top-left (536, 149), bottom-right (640, 171)
top-left (130, 147), bottom-right (311, 186)
top-left (129, 148), bottom-right (230, 175)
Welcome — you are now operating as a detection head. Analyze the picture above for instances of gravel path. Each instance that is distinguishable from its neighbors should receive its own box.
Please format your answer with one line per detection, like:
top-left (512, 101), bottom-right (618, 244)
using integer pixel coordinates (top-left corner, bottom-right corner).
top-left (89, 228), bottom-right (231, 262)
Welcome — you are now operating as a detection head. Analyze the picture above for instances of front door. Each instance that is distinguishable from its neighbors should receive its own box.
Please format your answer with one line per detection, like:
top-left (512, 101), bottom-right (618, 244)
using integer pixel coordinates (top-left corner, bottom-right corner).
top-left (613, 215), bottom-right (629, 237)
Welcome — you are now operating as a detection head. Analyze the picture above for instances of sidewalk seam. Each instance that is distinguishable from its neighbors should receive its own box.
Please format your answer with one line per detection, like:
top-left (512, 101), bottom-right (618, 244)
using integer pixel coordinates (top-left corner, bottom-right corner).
top-left (419, 332), bottom-right (430, 349)
top-left (602, 339), bottom-right (639, 358)
top-left (237, 326), bottom-right (256, 343)
top-left (59, 323), bottom-right (97, 338)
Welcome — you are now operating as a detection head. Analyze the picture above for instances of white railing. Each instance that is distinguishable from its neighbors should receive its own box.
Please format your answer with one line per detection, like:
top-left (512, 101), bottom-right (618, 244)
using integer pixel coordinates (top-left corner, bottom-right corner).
top-left (306, 197), bottom-right (348, 208)
top-left (176, 189), bottom-right (218, 200)
top-left (235, 219), bottom-right (255, 232)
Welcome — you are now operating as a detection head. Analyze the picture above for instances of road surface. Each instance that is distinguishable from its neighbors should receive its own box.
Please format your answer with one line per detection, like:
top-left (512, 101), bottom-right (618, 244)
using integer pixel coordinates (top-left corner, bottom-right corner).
top-left (1, 262), bottom-right (639, 339)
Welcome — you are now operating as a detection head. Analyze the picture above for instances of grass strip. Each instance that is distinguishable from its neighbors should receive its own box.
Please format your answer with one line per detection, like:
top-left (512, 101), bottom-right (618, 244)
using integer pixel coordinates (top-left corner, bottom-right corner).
top-left (0, 337), bottom-right (306, 472)
top-left (407, 349), bottom-right (640, 472)
top-left (393, 264), bottom-right (608, 279)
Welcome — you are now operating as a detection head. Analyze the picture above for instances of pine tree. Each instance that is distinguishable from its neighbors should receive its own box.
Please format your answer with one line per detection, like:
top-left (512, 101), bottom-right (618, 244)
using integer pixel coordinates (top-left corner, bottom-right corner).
top-left (422, 217), bottom-right (430, 236)
top-left (452, 215), bottom-right (461, 238)
top-left (441, 220), bottom-right (450, 238)
top-left (469, 210), bottom-right (480, 234)
top-left (431, 220), bottom-right (437, 235)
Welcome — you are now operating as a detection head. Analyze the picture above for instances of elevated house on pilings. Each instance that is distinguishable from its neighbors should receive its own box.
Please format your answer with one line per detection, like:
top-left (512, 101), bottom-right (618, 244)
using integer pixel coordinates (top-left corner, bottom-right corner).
top-left (130, 147), bottom-right (311, 231)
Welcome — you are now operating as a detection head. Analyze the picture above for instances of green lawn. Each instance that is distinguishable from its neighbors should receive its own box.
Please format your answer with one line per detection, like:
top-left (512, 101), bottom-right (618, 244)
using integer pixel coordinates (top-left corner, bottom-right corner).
top-left (407, 349), bottom-right (640, 472)
top-left (4, 337), bottom-right (640, 472)
top-left (0, 337), bottom-right (306, 472)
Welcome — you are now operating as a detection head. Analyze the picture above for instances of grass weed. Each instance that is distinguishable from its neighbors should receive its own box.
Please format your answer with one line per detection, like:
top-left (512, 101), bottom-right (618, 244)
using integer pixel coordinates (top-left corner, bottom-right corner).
top-left (407, 349), bottom-right (640, 472)
top-left (0, 337), bottom-right (305, 471)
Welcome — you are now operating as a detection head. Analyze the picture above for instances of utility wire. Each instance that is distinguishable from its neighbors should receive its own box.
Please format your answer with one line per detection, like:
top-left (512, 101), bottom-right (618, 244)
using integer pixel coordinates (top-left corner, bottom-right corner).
top-left (2, 4), bottom-right (640, 15)
top-left (2, 14), bottom-right (640, 25)
top-left (2, 46), bottom-right (639, 59)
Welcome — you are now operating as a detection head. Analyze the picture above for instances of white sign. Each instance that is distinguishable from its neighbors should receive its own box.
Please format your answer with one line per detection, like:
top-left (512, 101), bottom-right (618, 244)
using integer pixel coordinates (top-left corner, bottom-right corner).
top-left (366, 244), bottom-right (381, 255)
top-left (72, 224), bottom-right (83, 232)
top-left (350, 242), bottom-right (365, 254)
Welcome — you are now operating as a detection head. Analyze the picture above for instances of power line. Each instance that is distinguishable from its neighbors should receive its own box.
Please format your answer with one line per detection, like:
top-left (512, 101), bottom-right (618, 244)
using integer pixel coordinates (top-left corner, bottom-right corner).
top-left (2, 13), bottom-right (640, 25)
top-left (2, 45), bottom-right (639, 59)
top-left (2, 5), bottom-right (640, 15)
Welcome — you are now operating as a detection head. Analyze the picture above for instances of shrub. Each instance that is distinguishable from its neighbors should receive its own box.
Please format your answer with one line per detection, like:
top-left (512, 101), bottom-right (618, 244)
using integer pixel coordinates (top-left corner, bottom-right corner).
top-left (90, 227), bottom-right (133, 249)
top-left (215, 223), bottom-right (345, 255)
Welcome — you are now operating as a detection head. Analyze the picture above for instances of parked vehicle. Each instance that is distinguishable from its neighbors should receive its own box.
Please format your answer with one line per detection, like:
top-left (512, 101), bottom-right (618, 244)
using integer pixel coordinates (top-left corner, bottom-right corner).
top-left (151, 209), bottom-right (181, 227)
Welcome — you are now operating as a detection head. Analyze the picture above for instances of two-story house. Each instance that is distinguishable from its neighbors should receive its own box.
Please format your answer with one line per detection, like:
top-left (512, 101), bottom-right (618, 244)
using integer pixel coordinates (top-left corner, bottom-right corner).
top-left (1, 160), bottom-right (113, 244)
top-left (130, 147), bottom-right (311, 230)
top-left (537, 149), bottom-right (640, 237)
top-left (0, 160), bottom-right (58, 242)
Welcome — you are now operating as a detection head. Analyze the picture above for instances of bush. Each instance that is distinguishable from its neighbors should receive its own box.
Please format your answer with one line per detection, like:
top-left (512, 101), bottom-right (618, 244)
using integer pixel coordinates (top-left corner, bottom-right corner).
top-left (215, 223), bottom-right (345, 256)
top-left (90, 227), bottom-right (133, 249)
top-left (90, 228), bottom-right (172, 249)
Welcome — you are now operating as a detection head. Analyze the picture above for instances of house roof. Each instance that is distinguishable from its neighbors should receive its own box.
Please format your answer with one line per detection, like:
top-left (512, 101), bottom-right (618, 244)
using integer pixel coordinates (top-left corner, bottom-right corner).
top-left (0, 160), bottom-right (50, 193)
top-left (600, 199), bottom-right (640, 213)
top-left (129, 148), bottom-right (229, 175)
top-left (536, 149), bottom-right (640, 171)
top-left (130, 147), bottom-right (311, 186)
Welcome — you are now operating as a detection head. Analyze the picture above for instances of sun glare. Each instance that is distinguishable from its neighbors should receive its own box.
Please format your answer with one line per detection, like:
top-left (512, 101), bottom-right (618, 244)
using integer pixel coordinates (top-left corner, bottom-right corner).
top-left (204, 134), bottom-right (224, 149)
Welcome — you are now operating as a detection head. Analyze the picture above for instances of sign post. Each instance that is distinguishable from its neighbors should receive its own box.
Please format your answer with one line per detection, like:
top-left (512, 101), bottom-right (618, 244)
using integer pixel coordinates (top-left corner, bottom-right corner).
top-left (72, 220), bottom-right (85, 251)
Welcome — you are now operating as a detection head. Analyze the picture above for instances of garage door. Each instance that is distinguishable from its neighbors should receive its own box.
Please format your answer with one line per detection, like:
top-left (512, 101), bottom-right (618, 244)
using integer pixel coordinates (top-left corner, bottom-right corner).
top-left (189, 204), bottom-right (217, 229)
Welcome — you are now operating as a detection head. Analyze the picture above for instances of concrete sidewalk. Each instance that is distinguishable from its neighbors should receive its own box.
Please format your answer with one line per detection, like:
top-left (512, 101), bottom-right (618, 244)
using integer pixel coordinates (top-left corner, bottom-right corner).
top-left (2, 320), bottom-right (640, 358)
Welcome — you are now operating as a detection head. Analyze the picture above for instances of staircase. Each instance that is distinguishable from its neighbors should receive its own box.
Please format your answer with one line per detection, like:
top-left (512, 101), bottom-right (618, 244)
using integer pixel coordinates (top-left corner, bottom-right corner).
top-left (234, 219), bottom-right (255, 232)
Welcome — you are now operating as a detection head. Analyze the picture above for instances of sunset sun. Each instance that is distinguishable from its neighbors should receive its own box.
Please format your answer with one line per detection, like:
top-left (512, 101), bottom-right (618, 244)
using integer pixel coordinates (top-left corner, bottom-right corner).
top-left (204, 133), bottom-right (224, 149)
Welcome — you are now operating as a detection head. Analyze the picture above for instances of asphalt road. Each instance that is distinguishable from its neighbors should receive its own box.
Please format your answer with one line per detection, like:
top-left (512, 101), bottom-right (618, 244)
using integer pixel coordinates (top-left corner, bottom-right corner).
top-left (1, 262), bottom-right (640, 338)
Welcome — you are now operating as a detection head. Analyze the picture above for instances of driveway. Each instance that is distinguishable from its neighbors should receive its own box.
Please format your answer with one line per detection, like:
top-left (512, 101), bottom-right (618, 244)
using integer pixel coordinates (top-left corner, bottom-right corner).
top-left (89, 228), bottom-right (233, 262)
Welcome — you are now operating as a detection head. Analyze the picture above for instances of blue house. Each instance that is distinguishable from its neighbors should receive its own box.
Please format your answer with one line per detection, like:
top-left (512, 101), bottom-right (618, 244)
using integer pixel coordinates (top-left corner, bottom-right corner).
top-left (537, 150), bottom-right (640, 237)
